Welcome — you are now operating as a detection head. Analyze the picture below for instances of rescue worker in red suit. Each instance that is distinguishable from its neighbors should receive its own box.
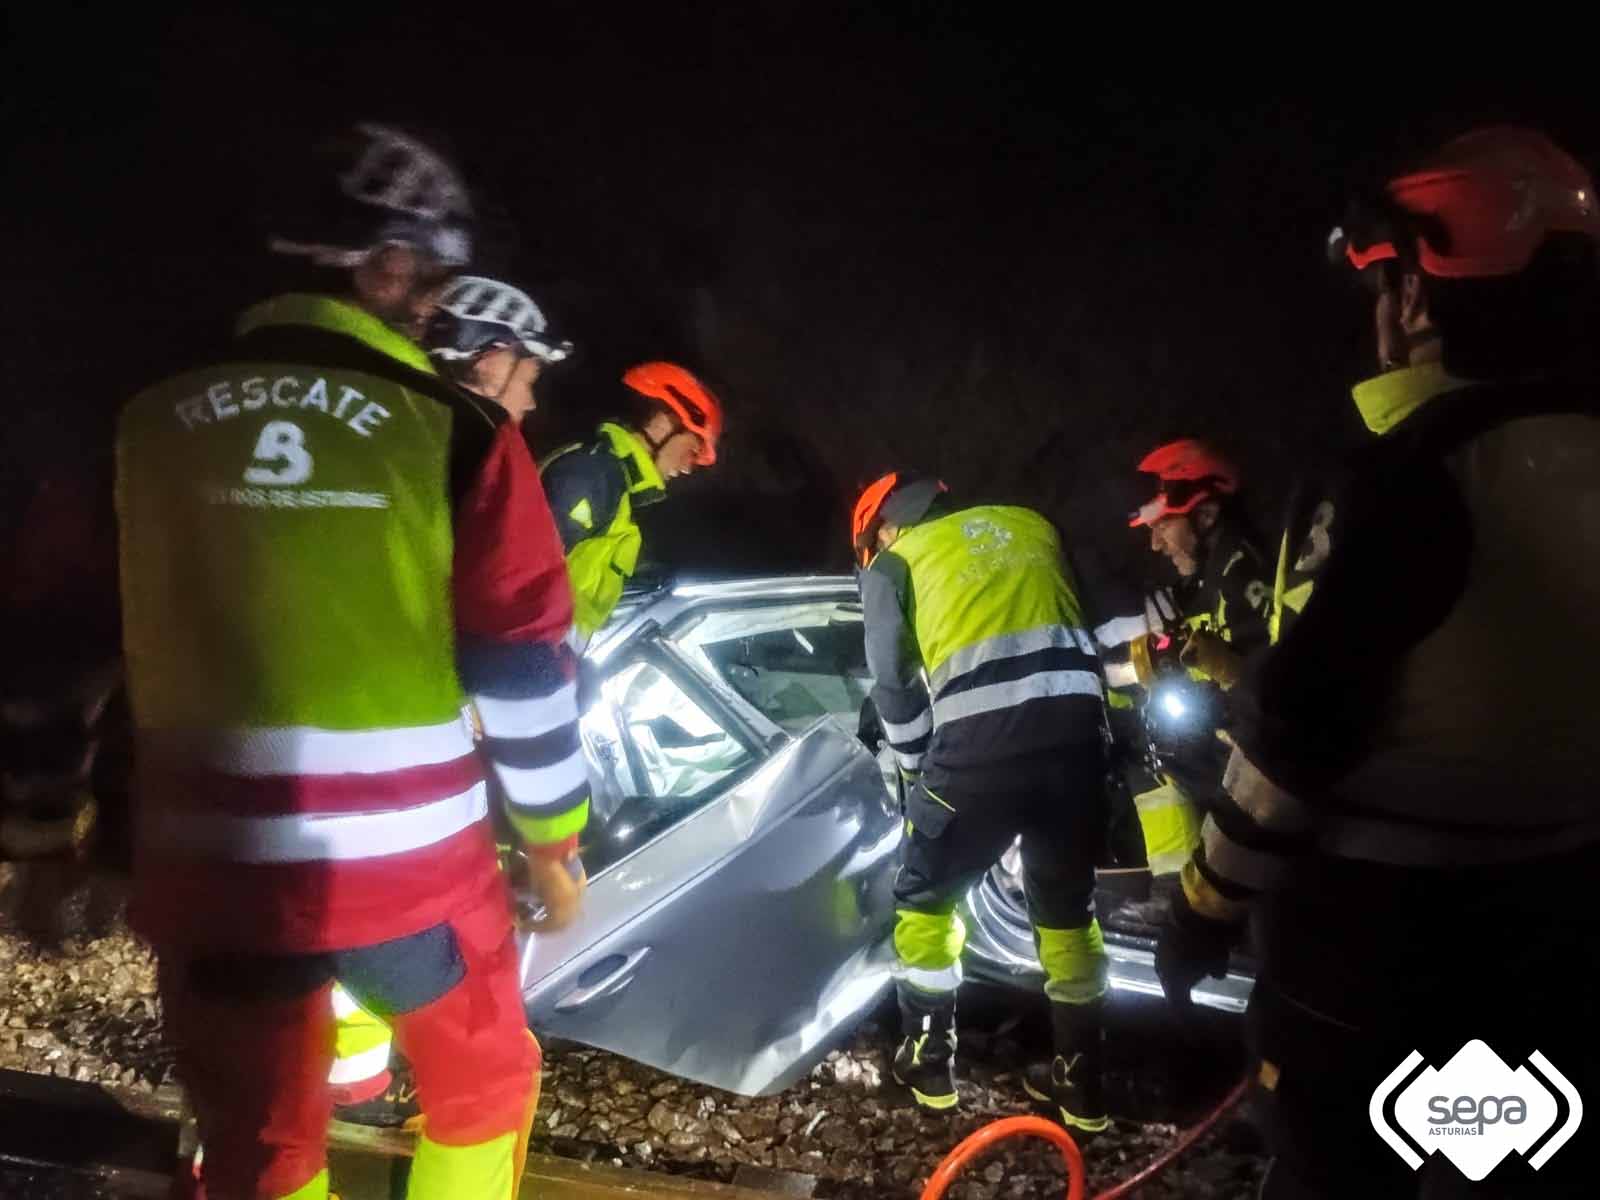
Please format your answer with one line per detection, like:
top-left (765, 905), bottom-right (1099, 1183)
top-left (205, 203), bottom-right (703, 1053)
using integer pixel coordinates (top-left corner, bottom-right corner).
top-left (118, 125), bottom-right (586, 1200)
top-left (1156, 128), bottom-right (1600, 1197)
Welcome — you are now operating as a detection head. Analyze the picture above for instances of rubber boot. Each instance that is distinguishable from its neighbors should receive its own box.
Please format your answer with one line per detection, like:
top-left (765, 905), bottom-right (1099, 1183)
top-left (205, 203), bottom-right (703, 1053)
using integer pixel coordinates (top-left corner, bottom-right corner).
top-left (1023, 999), bottom-right (1109, 1134)
top-left (891, 984), bottom-right (958, 1111)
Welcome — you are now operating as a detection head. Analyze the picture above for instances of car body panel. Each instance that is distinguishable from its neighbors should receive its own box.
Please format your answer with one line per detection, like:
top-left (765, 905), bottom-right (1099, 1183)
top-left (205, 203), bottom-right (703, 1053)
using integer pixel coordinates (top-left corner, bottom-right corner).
top-left (516, 574), bottom-right (1254, 1096)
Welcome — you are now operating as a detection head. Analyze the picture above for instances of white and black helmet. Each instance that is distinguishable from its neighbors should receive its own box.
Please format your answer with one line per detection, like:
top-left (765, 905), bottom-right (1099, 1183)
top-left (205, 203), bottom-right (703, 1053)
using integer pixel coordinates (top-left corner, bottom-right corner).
top-left (427, 276), bottom-right (573, 364)
top-left (269, 123), bottom-right (474, 268)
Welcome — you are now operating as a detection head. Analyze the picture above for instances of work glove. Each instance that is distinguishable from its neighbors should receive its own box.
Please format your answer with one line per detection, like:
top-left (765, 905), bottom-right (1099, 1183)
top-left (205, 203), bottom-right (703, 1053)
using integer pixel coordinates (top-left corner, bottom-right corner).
top-left (1179, 629), bottom-right (1244, 689)
top-left (856, 694), bottom-right (885, 753)
top-left (1155, 882), bottom-right (1239, 1014)
top-left (521, 850), bottom-right (588, 934)
top-left (1127, 634), bottom-right (1156, 687)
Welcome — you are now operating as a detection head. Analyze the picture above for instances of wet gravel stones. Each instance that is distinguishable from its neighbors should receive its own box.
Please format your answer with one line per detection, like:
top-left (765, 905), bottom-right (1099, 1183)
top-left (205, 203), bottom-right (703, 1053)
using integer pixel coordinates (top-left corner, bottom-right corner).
top-left (532, 1019), bottom-right (1267, 1199)
top-left (0, 929), bottom-right (171, 1093)
top-left (2, 918), bottom-right (1267, 1198)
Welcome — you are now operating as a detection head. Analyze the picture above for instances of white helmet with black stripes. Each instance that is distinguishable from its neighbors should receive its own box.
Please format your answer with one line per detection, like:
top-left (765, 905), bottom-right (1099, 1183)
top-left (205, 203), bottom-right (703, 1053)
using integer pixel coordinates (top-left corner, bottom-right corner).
top-left (427, 276), bottom-right (573, 364)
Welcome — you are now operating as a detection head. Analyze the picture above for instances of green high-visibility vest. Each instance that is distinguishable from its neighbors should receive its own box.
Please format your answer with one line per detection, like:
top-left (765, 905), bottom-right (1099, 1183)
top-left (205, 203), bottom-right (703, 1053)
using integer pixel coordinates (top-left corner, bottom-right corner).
top-left (117, 294), bottom-right (465, 733)
top-left (890, 505), bottom-right (1086, 680)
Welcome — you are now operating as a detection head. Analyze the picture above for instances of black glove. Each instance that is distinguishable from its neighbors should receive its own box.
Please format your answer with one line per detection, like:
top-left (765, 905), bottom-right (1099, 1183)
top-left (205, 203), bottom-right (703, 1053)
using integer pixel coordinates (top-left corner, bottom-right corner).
top-left (856, 694), bottom-right (885, 752)
top-left (1154, 883), bottom-right (1238, 1014)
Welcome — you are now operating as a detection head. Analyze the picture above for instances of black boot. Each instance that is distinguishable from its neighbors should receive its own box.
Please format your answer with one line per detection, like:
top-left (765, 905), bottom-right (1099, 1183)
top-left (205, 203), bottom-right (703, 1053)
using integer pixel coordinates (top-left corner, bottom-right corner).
top-left (1023, 999), bottom-right (1108, 1134)
top-left (891, 983), bottom-right (958, 1111)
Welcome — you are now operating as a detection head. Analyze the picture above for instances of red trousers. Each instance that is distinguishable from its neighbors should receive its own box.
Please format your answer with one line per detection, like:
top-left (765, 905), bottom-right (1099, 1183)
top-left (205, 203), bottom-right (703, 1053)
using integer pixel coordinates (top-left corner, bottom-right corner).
top-left (159, 886), bottom-right (539, 1199)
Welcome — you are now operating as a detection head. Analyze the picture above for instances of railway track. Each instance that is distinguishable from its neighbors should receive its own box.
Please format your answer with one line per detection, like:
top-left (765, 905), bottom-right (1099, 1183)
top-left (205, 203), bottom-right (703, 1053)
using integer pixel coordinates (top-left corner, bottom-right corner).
top-left (0, 1068), bottom-right (801, 1199)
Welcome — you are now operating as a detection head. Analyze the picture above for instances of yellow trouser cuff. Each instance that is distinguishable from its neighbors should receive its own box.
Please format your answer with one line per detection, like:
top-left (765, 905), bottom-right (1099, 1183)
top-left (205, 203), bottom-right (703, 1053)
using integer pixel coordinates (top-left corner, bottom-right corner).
top-left (1036, 920), bottom-right (1108, 1004)
top-left (893, 906), bottom-right (967, 972)
top-left (408, 1130), bottom-right (519, 1200)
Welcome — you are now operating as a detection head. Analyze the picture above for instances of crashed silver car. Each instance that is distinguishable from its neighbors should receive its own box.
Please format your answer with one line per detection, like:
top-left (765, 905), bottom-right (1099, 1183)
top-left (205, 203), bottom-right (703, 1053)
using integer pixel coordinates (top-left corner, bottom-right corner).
top-left (516, 575), bottom-right (1253, 1096)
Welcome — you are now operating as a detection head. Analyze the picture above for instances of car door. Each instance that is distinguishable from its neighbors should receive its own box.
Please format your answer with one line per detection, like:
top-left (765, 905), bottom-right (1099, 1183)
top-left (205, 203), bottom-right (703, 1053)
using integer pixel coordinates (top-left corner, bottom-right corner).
top-left (519, 593), bottom-right (902, 1096)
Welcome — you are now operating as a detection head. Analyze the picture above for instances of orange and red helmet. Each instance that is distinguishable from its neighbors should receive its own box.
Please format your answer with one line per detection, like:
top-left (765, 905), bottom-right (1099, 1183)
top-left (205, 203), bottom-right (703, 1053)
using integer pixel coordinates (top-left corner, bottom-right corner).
top-left (851, 472), bottom-right (948, 567)
top-left (1128, 440), bottom-right (1238, 528)
top-left (1331, 126), bottom-right (1599, 281)
top-left (623, 362), bottom-right (723, 466)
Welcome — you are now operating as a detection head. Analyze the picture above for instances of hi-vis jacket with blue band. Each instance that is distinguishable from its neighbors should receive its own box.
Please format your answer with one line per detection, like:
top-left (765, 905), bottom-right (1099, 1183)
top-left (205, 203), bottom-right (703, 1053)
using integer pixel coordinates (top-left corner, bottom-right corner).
top-left (117, 294), bottom-right (587, 954)
top-left (541, 423), bottom-right (666, 640)
top-left (1182, 364), bottom-right (1600, 925)
top-left (860, 504), bottom-right (1106, 777)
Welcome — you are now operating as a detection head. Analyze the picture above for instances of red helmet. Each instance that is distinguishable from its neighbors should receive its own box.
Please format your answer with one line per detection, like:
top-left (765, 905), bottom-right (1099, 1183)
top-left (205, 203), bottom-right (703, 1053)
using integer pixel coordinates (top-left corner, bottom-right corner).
top-left (623, 362), bottom-right (723, 466)
top-left (851, 472), bottom-right (947, 567)
top-left (1334, 127), bottom-right (1599, 280)
top-left (1128, 440), bottom-right (1238, 528)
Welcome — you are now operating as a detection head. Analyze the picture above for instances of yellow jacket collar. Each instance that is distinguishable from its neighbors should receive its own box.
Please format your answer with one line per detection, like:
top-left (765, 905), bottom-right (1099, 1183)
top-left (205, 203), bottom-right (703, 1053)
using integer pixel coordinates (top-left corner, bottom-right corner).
top-left (237, 294), bottom-right (437, 376)
top-left (1351, 361), bottom-right (1472, 436)
top-left (597, 422), bottom-right (666, 497)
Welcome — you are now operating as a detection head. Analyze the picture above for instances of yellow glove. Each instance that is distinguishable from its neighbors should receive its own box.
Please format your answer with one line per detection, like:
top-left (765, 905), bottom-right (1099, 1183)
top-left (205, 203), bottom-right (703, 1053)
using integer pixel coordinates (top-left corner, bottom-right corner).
top-left (1179, 630), bottom-right (1244, 689)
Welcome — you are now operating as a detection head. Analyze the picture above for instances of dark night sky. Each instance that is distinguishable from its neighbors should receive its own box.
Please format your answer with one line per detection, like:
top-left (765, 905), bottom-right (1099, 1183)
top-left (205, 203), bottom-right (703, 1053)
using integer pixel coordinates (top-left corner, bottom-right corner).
top-left (5, 9), bottom-right (1598, 607)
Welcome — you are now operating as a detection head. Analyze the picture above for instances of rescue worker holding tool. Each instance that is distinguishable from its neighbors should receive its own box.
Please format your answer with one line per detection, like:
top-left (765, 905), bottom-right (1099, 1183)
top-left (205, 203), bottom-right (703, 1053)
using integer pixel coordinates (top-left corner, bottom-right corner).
top-left (854, 473), bottom-right (1112, 1133)
top-left (1155, 127), bottom-right (1600, 1198)
top-left (1099, 443), bottom-right (1271, 907)
top-left (322, 273), bottom-right (581, 1123)
top-left (539, 362), bottom-right (723, 648)
top-left (118, 124), bottom-right (587, 1200)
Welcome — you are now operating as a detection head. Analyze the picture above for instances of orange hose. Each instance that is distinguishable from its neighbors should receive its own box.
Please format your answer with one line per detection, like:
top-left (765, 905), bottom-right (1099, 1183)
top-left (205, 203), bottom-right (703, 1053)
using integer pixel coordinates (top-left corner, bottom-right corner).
top-left (919, 1116), bottom-right (1085, 1200)
top-left (919, 1075), bottom-right (1251, 1200)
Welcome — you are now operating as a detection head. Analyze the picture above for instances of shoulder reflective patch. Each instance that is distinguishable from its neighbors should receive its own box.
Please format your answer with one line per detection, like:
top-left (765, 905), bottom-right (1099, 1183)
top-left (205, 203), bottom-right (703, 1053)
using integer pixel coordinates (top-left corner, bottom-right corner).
top-left (1282, 580), bottom-right (1315, 615)
top-left (569, 497), bottom-right (594, 530)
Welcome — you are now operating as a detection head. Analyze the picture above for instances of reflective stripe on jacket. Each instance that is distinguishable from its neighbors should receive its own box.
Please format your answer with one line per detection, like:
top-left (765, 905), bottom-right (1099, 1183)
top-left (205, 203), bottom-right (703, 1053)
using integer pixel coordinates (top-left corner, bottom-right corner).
top-left (860, 504), bottom-right (1105, 774)
top-left (119, 294), bottom-right (583, 952)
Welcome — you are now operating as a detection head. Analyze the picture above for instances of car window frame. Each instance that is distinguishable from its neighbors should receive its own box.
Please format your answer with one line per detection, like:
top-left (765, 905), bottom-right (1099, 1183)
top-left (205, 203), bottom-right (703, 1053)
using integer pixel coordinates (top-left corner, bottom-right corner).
top-left (658, 595), bottom-right (869, 747)
top-left (580, 634), bottom-right (768, 877)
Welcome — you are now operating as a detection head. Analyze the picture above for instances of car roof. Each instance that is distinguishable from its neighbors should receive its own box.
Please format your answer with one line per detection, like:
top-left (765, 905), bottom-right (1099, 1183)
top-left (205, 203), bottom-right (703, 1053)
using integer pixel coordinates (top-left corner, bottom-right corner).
top-left (598, 571), bottom-right (859, 655)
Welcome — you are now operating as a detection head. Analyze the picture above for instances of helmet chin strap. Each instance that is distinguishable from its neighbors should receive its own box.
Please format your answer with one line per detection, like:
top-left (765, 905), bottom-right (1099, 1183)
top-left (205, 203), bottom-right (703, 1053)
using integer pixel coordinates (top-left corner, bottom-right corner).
top-left (639, 410), bottom-right (684, 458)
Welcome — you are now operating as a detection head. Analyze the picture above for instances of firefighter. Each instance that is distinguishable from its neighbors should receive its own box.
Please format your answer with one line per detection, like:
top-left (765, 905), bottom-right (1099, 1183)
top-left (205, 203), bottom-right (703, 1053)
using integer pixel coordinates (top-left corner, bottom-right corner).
top-left (320, 274), bottom-right (580, 1120)
top-left (1155, 128), bottom-right (1600, 1198)
top-left (1127, 440), bottom-right (1271, 684)
top-left (118, 124), bottom-right (587, 1200)
top-left (539, 363), bottom-right (722, 646)
top-left (854, 473), bottom-right (1112, 1132)
top-left (1099, 443), bottom-right (1271, 903)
